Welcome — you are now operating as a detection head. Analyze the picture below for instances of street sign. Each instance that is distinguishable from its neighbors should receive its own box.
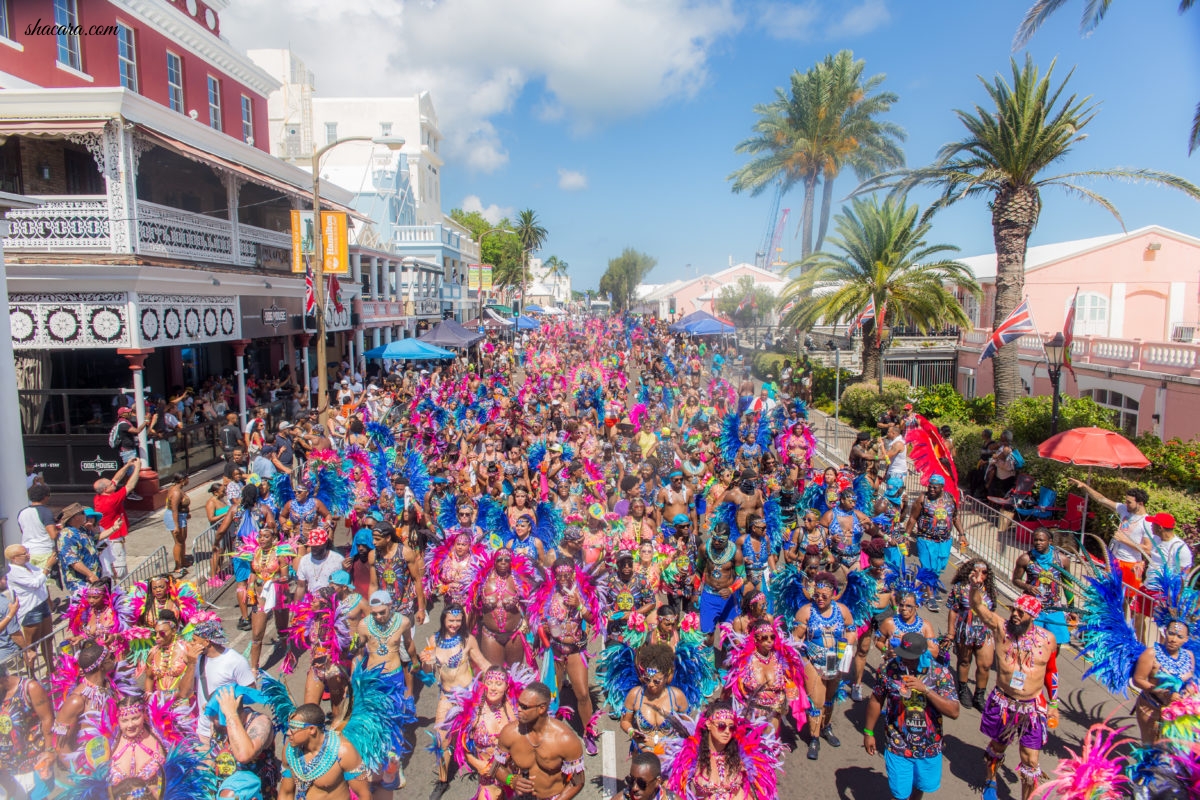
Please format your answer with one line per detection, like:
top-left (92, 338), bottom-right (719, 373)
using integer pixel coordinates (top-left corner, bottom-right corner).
top-left (261, 305), bottom-right (288, 330)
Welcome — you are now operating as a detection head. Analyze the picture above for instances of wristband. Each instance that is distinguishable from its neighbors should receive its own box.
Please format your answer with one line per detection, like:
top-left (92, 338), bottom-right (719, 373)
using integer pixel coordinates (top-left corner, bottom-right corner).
top-left (863, 728), bottom-right (874, 737)
top-left (505, 774), bottom-right (514, 787)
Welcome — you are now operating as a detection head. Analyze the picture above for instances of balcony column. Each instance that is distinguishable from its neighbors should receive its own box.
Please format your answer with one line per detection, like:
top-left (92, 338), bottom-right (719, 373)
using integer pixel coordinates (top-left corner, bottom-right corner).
top-left (230, 339), bottom-right (251, 431)
top-left (87, 121), bottom-right (141, 254)
top-left (379, 260), bottom-right (390, 302)
top-left (0, 219), bottom-right (29, 549)
top-left (371, 257), bottom-right (381, 300)
top-left (384, 327), bottom-right (393, 344)
top-left (351, 251), bottom-right (362, 294)
top-left (223, 173), bottom-right (243, 263)
top-left (117, 348), bottom-right (155, 462)
top-left (372, 327), bottom-right (381, 349)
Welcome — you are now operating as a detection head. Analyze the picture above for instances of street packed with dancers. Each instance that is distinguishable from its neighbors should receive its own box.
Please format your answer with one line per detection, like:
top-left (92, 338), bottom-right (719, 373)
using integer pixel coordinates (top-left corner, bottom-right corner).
top-left (4, 312), bottom-right (1200, 800)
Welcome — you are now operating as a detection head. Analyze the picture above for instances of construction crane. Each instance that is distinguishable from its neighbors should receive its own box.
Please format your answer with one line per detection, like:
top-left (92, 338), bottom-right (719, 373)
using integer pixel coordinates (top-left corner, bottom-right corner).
top-left (754, 180), bottom-right (784, 269)
top-left (769, 207), bottom-right (790, 271)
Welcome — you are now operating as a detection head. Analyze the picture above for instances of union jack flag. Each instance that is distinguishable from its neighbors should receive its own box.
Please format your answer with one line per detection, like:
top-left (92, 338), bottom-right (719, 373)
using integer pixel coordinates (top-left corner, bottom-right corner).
top-left (848, 296), bottom-right (875, 336)
top-left (978, 297), bottom-right (1037, 365)
top-left (779, 299), bottom-right (796, 315)
top-left (304, 261), bottom-right (316, 314)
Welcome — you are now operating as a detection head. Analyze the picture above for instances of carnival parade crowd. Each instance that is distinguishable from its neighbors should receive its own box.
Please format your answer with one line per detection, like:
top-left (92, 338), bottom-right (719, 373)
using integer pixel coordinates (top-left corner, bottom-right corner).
top-left (2, 313), bottom-right (1199, 800)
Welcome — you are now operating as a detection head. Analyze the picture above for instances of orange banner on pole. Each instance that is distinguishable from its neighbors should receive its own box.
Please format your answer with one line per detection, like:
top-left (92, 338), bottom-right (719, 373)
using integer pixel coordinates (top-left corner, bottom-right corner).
top-left (468, 264), bottom-right (481, 291)
top-left (481, 264), bottom-right (493, 291)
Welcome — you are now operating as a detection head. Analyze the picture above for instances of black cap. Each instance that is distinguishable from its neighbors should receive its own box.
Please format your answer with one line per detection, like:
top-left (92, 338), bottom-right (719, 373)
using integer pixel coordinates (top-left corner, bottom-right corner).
top-left (897, 632), bottom-right (928, 660)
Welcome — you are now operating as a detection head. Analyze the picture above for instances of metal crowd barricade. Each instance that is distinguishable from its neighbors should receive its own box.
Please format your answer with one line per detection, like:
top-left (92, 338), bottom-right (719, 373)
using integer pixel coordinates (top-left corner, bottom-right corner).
top-left (190, 520), bottom-right (234, 602)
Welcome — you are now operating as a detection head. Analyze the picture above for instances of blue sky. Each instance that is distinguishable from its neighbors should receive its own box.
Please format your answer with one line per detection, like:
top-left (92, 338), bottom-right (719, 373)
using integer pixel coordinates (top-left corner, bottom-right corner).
top-left (227, 0), bottom-right (1200, 291)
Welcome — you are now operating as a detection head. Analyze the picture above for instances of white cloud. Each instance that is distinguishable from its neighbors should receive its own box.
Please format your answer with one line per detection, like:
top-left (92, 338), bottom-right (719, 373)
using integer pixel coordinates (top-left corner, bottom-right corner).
top-left (826, 0), bottom-right (891, 38)
top-left (758, 2), bottom-right (821, 41)
top-left (557, 169), bottom-right (588, 192)
top-left (461, 195), bottom-right (514, 225)
top-left (222, 0), bottom-right (741, 173)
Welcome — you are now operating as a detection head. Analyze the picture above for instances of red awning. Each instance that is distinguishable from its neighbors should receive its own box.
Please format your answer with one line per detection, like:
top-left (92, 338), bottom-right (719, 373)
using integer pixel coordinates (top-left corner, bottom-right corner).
top-left (0, 119), bottom-right (110, 137)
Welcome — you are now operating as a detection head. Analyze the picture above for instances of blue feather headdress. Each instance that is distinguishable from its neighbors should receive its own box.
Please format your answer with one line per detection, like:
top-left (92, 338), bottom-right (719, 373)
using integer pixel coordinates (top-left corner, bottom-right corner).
top-left (763, 495), bottom-right (783, 552)
top-left (719, 412), bottom-right (741, 465)
top-left (1147, 565), bottom-right (1200, 662)
top-left (437, 493), bottom-right (461, 534)
top-left (754, 410), bottom-right (773, 452)
top-left (888, 565), bottom-right (941, 607)
top-left (365, 420), bottom-right (395, 451)
top-left (399, 444), bottom-right (432, 505)
top-left (1076, 559), bottom-right (1147, 696)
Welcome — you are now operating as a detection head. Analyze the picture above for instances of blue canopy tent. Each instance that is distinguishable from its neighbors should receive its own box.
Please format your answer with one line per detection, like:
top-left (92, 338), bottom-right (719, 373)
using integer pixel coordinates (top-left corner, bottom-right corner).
top-left (682, 316), bottom-right (736, 336)
top-left (524, 304), bottom-right (547, 314)
top-left (515, 314), bottom-right (541, 331)
top-left (362, 338), bottom-right (455, 360)
top-left (669, 309), bottom-right (721, 332)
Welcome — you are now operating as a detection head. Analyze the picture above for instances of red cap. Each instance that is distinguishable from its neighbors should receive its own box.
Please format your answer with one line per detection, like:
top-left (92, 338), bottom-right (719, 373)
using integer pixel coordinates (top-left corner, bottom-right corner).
top-left (903, 403), bottom-right (913, 410)
top-left (1147, 512), bottom-right (1176, 530)
top-left (306, 527), bottom-right (330, 546)
top-left (118, 407), bottom-right (134, 417)
top-left (1014, 594), bottom-right (1042, 618)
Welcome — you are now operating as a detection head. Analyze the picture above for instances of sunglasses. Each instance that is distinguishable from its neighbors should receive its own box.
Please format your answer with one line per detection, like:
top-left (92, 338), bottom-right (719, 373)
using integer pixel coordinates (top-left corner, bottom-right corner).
top-left (625, 775), bottom-right (650, 790)
top-left (710, 721), bottom-right (734, 733)
top-left (517, 700), bottom-right (545, 711)
top-left (755, 633), bottom-right (776, 642)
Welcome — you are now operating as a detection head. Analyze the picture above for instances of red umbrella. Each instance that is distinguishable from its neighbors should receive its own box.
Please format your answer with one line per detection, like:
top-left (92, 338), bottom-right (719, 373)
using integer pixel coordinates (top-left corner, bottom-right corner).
top-left (1036, 427), bottom-right (1149, 469)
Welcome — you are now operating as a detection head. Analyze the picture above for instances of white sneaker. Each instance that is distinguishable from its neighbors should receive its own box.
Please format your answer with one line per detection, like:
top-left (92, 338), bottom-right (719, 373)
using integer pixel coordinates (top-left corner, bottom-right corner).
top-left (128, 492), bottom-right (143, 501)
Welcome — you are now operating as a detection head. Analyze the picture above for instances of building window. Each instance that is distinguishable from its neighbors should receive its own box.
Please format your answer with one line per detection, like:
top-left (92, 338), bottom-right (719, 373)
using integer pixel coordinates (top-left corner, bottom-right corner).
top-left (1083, 388), bottom-right (1139, 437)
top-left (116, 23), bottom-right (138, 92)
top-left (53, 0), bottom-right (81, 70)
top-left (166, 52), bottom-right (184, 112)
top-left (325, 122), bottom-right (338, 145)
top-left (241, 95), bottom-right (254, 143)
top-left (207, 76), bottom-right (222, 131)
top-left (380, 122), bottom-right (392, 136)
top-left (1070, 292), bottom-right (1109, 336)
top-left (0, 1), bottom-right (10, 40)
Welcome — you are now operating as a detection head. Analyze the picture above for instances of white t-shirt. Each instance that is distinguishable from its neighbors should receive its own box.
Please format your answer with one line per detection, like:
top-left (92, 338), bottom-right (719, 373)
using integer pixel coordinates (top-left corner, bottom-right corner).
top-left (17, 505), bottom-right (55, 557)
top-left (1148, 534), bottom-right (1193, 577)
top-left (887, 435), bottom-right (908, 476)
top-left (296, 553), bottom-right (342, 592)
top-left (1110, 503), bottom-right (1151, 563)
top-left (195, 647), bottom-right (255, 737)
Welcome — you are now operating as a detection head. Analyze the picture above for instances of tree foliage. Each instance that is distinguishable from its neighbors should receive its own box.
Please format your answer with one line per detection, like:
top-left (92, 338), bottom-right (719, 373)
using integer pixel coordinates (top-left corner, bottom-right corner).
top-left (728, 50), bottom-right (906, 258)
top-left (447, 208), bottom-right (523, 287)
top-left (781, 195), bottom-right (979, 381)
top-left (714, 276), bottom-right (778, 326)
top-left (598, 248), bottom-right (657, 311)
top-left (857, 56), bottom-right (1200, 411)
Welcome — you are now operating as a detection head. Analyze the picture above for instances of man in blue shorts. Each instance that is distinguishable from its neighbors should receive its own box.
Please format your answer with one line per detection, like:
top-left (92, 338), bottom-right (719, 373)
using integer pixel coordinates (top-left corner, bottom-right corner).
top-left (696, 522), bottom-right (744, 636)
top-left (863, 632), bottom-right (961, 800)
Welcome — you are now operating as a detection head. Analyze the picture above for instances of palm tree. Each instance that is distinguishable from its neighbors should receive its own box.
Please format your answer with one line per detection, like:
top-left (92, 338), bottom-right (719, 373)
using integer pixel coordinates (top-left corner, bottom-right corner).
top-left (728, 50), bottom-right (906, 260)
top-left (543, 254), bottom-right (569, 279)
top-left (857, 56), bottom-right (1200, 410)
top-left (781, 196), bottom-right (979, 382)
top-left (1013, 0), bottom-right (1199, 153)
top-left (514, 209), bottom-right (548, 303)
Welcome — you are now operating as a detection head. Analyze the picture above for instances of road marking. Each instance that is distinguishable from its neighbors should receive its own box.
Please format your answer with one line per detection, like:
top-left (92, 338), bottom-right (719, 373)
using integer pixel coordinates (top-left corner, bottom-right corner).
top-left (602, 729), bottom-right (617, 799)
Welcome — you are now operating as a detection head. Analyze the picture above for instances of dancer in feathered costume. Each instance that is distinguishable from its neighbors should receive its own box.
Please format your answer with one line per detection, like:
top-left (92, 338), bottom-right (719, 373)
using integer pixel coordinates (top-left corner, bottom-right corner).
top-left (529, 557), bottom-right (603, 755)
top-left (905, 413), bottom-right (961, 500)
top-left (437, 663), bottom-right (535, 799)
top-left (1029, 721), bottom-right (1132, 800)
top-left (720, 617), bottom-right (807, 735)
top-left (303, 448), bottom-right (354, 517)
top-left (598, 615), bottom-right (718, 714)
top-left (602, 643), bottom-right (691, 757)
top-left (821, 482), bottom-right (874, 576)
top-left (55, 692), bottom-right (213, 800)
top-left (466, 547), bottom-right (538, 668)
top-left (800, 466), bottom-right (852, 517)
top-left (661, 700), bottom-right (783, 799)
top-left (794, 571), bottom-right (858, 760)
top-left (260, 662), bottom-right (415, 800)
top-left (130, 573), bottom-right (201, 629)
top-left (65, 579), bottom-right (144, 662)
top-left (283, 589), bottom-right (353, 712)
top-left (1076, 560), bottom-right (1200, 744)
top-left (876, 564), bottom-right (942, 661)
top-left (50, 638), bottom-right (139, 771)
top-left (426, 530), bottom-right (486, 608)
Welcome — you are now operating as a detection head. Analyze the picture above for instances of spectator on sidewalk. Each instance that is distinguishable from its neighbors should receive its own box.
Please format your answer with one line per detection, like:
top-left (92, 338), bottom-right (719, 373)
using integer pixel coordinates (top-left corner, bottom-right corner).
top-left (218, 412), bottom-right (242, 459)
top-left (17, 484), bottom-right (59, 578)
top-left (92, 458), bottom-right (141, 580)
top-left (5, 543), bottom-right (52, 672)
top-left (112, 407), bottom-right (150, 476)
top-left (1146, 512), bottom-right (1193, 577)
top-left (55, 505), bottom-right (103, 592)
top-left (985, 430), bottom-right (1020, 499)
top-left (1070, 479), bottom-right (1153, 638)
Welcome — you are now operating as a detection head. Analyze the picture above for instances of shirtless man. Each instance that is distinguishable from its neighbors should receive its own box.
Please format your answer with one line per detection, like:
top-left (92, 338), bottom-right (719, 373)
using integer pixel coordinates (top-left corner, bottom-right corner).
top-left (971, 583), bottom-right (1059, 800)
top-left (164, 474), bottom-right (191, 572)
top-left (357, 591), bottom-right (408, 795)
top-left (493, 681), bottom-right (586, 800)
top-left (656, 471), bottom-right (696, 531)
top-left (722, 470), bottom-right (765, 535)
top-left (697, 522), bottom-right (745, 637)
top-left (279, 703), bottom-right (370, 800)
top-left (421, 605), bottom-right (490, 799)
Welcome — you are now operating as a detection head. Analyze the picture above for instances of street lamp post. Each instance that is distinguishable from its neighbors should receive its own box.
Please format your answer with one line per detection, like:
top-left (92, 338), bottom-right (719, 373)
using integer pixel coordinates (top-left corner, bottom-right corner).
top-left (1043, 331), bottom-right (1066, 435)
top-left (309, 135), bottom-right (404, 422)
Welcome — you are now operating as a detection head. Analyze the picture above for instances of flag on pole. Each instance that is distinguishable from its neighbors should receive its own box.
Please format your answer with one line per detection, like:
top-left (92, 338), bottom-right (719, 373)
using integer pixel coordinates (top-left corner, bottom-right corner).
top-left (849, 296), bottom-right (876, 336)
top-left (779, 299), bottom-right (796, 315)
top-left (736, 293), bottom-right (752, 314)
top-left (328, 274), bottom-right (345, 313)
top-left (978, 297), bottom-right (1037, 365)
top-left (1063, 286), bottom-right (1078, 381)
top-left (304, 260), bottom-right (316, 314)
top-left (875, 301), bottom-right (887, 344)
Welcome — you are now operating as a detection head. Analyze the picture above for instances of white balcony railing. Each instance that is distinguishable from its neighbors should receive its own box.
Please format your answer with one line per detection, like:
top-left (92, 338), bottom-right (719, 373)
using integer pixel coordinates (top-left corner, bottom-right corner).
top-left (4, 196), bottom-right (111, 250)
top-left (136, 200), bottom-right (236, 264)
top-left (394, 224), bottom-right (480, 260)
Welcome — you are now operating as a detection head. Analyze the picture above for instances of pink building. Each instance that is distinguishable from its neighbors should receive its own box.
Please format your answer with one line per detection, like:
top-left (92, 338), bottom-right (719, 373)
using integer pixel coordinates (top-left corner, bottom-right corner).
top-left (957, 226), bottom-right (1200, 441)
top-left (634, 263), bottom-right (786, 319)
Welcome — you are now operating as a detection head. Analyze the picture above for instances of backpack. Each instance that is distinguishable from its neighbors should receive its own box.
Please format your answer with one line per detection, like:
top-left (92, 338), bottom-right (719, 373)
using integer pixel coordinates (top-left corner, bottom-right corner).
top-left (1010, 447), bottom-right (1025, 469)
top-left (108, 422), bottom-right (124, 450)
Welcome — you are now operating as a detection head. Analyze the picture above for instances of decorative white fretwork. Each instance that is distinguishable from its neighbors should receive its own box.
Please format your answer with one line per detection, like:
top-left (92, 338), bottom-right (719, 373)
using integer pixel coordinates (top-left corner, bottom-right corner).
top-left (3, 197), bottom-right (111, 250)
top-left (8, 292), bottom-right (131, 349)
top-left (136, 293), bottom-right (240, 346)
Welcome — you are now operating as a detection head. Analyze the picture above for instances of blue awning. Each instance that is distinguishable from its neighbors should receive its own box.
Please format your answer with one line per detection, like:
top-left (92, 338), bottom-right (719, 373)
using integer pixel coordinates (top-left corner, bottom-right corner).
top-left (362, 338), bottom-right (455, 360)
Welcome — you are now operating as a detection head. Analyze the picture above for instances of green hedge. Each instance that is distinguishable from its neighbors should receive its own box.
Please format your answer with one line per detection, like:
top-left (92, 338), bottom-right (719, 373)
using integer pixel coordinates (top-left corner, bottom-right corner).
top-left (839, 378), bottom-right (913, 428)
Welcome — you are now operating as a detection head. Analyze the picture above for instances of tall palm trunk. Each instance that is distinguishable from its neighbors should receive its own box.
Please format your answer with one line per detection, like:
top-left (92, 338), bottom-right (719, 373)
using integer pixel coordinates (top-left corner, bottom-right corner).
top-left (990, 184), bottom-right (1041, 410)
top-left (815, 175), bottom-right (837, 254)
top-left (798, 171), bottom-right (820, 260)
top-left (861, 326), bottom-right (882, 384)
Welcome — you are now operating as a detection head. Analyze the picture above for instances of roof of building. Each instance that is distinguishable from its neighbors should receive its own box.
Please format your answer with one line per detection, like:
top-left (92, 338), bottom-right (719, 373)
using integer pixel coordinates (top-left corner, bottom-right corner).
top-left (959, 225), bottom-right (1200, 281)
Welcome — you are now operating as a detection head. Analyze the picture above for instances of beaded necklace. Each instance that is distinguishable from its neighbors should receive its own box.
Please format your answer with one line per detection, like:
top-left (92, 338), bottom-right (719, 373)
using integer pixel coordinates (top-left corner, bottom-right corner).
top-left (366, 614), bottom-right (404, 656)
top-left (287, 729), bottom-right (341, 793)
top-left (706, 538), bottom-right (735, 566)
